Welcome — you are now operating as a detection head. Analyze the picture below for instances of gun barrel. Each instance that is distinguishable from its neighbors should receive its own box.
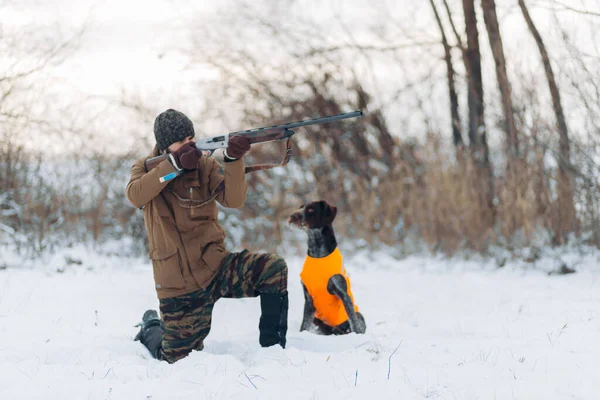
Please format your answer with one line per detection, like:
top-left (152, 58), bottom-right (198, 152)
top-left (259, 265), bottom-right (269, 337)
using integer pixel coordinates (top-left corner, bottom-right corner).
top-left (228, 110), bottom-right (363, 138)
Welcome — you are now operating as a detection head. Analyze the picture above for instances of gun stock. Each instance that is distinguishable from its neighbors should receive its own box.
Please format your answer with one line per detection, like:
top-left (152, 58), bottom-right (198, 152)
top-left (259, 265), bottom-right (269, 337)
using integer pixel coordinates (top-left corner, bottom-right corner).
top-left (144, 154), bottom-right (169, 172)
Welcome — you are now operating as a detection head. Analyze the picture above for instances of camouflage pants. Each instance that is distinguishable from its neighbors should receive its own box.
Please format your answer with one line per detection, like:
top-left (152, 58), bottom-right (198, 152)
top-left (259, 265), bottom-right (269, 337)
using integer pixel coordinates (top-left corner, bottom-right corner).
top-left (156, 250), bottom-right (287, 363)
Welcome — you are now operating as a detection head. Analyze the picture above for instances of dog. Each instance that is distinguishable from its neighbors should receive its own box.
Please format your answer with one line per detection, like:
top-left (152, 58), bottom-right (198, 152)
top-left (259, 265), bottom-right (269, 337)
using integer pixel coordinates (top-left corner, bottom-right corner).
top-left (288, 200), bottom-right (366, 335)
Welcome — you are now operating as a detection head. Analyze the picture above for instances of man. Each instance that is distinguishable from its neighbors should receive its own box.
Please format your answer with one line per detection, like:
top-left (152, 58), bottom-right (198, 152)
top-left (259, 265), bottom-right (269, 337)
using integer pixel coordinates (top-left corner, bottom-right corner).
top-left (126, 109), bottom-right (288, 363)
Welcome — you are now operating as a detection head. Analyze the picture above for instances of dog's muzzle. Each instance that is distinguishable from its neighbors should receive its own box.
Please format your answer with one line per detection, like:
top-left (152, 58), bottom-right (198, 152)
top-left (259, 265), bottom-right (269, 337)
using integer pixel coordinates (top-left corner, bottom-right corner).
top-left (288, 211), bottom-right (305, 226)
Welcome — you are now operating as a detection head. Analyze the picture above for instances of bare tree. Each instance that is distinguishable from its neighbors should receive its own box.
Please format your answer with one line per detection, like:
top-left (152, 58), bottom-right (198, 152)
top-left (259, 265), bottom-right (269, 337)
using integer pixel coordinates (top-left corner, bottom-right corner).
top-left (429, 0), bottom-right (463, 150)
top-left (481, 0), bottom-right (519, 160)
top-left (456, 0), bottom-right (496, 228)
top-left (461, 0), bottom-right (488, 163)
top-left (518, 0), bottom-right (576, 241)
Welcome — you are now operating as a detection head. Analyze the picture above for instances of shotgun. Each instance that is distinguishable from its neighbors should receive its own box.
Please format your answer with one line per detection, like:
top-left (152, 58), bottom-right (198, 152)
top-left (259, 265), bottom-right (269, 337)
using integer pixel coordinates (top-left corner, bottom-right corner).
top-left (145, 110), bottom-right (363, 182)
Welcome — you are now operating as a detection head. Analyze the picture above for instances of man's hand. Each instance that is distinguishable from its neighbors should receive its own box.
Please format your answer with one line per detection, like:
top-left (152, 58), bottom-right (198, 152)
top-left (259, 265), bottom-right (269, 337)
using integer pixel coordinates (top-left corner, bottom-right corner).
top-left (225, 136), bottom-right (251, 160)
top-left (171, 141), bottom-right (202, 171)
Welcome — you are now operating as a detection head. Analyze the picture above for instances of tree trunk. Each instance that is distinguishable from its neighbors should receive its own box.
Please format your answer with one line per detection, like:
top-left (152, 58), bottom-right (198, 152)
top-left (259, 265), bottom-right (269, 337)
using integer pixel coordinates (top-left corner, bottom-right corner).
top-left (461, 0), bottom-right (495, 226)
top-left (429, 0), bottom-right (463, 149)
top-left (462, 0), bottom-right (487, 163)
top-left (481, 0), bottom-right (519, 160)
top-left (518, 0), bottom-right (576, 242)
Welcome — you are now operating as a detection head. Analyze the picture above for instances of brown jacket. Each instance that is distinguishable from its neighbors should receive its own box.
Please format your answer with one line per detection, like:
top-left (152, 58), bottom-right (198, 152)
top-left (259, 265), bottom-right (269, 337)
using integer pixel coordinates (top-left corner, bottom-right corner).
top-left (126, 146), bottom-right (248, 299)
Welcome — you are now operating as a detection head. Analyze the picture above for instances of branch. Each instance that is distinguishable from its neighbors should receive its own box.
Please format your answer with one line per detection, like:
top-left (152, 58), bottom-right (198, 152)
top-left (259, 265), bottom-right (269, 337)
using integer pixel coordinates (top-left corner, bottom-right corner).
top-left (294, 42), bottom-right (438, 58)
top-left (541, 0), bottom-right (600, 17)
top-left (441, 0), bottom-right (467, 52)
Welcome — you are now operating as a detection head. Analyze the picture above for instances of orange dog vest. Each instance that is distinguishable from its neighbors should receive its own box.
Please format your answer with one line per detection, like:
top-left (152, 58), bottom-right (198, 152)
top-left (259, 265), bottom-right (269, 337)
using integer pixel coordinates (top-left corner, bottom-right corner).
top-left (300, 248), bottom-right (359, 327)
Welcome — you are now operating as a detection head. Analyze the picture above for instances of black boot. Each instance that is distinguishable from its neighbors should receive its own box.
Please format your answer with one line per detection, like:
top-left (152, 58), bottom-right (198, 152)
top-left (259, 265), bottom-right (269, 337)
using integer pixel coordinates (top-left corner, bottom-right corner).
top-left (134, 310), bottom-right (163, 359)
top-left (259, 292), bottom-right (288, 348)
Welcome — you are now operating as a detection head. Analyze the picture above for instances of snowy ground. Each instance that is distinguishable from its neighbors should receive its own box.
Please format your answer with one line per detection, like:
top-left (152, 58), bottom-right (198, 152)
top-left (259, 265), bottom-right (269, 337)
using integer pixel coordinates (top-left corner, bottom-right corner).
top-left (1, 246), bottom-right (600, 399)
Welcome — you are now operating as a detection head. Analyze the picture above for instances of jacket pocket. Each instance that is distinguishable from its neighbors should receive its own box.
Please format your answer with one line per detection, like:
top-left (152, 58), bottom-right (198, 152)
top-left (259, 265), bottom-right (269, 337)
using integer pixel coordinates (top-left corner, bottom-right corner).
top-left (184, 180), bottom-right (211, 220)
top-left (201, 243), bottom-right (226, 273)
top-left (150, 248), bottom-right (186, 290)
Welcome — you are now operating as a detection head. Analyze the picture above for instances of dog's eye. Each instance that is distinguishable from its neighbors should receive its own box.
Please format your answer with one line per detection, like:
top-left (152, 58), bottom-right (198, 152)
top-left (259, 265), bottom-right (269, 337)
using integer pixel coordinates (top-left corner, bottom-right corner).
top-left (307, 208), bottom-right (314, 214)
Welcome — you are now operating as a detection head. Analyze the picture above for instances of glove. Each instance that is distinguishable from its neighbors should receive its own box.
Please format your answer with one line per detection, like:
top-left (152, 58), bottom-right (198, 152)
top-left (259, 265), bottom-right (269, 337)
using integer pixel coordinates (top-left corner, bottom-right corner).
top-left (225, 136), bottom-right (251, 160)
top-left (171, 141), bottom-right (202, 171)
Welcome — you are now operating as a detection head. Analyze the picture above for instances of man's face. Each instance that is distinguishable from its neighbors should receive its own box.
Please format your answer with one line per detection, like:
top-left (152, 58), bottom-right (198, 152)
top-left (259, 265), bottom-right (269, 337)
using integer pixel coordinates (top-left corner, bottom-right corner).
top-left (167, 136), bottom-right (193, 153)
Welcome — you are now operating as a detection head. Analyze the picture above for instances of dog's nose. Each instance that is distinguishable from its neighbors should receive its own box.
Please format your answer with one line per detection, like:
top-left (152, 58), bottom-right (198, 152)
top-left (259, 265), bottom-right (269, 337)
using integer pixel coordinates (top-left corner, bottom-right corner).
top-left (288, 212), bottom-right (302, 224)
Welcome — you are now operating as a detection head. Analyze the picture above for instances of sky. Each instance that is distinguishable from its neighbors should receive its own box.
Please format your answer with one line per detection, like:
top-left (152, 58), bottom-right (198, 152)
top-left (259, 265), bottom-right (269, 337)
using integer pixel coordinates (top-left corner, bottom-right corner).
top-left (3, 0), bottom-right (456, 97)
top-left (4, 0), bottom-right (599, 96)
top-left (2, 0), bottom-right (599, 151)
top-left (2, 1), bottom-right (594, 84)
top-left (4, 0), bottom-right (392, 97)
top-left (2, 0), bottom-right (210, 96)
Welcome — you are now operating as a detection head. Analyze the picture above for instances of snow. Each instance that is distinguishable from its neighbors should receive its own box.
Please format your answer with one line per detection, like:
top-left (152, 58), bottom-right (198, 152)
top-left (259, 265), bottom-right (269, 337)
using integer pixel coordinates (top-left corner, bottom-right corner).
top-left (1, 246), bottom-right (600, 399)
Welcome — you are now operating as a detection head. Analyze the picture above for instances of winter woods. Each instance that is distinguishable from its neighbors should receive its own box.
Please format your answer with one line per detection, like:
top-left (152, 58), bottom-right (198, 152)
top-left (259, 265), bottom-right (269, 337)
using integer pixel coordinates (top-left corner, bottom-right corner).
top-left (1, 0), bottom-right (600, 258)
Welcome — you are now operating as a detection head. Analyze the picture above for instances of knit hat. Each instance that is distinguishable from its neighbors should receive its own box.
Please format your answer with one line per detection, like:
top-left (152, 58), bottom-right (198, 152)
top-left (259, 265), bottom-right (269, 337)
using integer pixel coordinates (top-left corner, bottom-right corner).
top-left (154, 109), bottom-right (195, 151)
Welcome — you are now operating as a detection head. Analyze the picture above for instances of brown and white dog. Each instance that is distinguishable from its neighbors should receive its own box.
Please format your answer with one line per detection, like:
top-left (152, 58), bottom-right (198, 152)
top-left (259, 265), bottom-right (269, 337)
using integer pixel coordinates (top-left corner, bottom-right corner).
top-left (288, 200), bottom-right (366, 335)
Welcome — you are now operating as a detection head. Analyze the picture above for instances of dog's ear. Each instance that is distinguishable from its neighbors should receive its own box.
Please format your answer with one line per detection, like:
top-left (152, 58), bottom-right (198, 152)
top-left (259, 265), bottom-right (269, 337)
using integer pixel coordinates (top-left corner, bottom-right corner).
top-left (323, 203), bottom-right (337, 226)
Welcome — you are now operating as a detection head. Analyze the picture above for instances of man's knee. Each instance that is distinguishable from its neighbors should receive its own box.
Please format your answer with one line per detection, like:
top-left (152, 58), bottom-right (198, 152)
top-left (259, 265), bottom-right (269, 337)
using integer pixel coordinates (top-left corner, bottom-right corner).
top-left (269, 255), bottom-right (288, 275)
top-left (254, 254), bottom-right (288, 294)
top-left (268, 255), bottom-right (288, 286)
top-left (161, 333), bottom-right (206, 363)
top-left (160, 346), bottom-right (191, 364)
top-left (158, 299), bottom-right (212, 363)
